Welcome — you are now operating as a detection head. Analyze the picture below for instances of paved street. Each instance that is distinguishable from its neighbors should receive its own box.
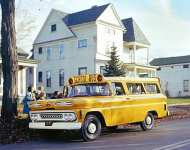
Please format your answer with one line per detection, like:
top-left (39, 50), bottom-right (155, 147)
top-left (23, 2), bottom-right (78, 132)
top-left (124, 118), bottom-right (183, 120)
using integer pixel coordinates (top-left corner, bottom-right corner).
top-left (1, 118), bottom-right (190, 150)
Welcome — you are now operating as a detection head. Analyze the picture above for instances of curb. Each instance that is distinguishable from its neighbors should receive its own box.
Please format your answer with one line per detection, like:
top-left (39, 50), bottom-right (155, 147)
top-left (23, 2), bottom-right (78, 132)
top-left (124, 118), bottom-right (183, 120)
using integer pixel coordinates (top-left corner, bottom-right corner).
top-left (168, 103), bottom-right (190, 107)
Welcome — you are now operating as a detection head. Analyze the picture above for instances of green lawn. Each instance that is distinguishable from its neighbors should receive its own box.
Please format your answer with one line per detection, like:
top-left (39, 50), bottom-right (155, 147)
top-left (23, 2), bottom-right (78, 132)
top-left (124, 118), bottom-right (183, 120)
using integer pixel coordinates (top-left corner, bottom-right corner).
top-left (167, 98), bottom-right (190, 105)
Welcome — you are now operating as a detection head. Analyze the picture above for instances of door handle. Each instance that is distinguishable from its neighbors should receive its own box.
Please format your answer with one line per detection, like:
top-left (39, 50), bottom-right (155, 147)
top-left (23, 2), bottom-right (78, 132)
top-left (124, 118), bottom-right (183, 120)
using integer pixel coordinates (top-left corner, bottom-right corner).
top-left (125, 98), bottom-right (131, 100)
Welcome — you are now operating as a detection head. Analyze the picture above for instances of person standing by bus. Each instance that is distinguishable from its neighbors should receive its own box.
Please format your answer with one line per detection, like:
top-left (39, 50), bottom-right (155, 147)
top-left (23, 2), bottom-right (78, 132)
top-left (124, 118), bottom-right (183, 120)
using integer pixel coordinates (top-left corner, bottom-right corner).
top-left (36, 86), bottom-right (46, 100)
top-left (23, 86), bottom-right (36, 114)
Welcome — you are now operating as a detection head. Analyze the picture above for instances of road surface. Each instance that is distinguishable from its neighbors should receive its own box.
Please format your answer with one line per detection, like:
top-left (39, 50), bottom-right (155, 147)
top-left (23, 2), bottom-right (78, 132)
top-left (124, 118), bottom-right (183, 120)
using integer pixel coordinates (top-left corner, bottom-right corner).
top-left (1, 118), bottom-right (190, 150)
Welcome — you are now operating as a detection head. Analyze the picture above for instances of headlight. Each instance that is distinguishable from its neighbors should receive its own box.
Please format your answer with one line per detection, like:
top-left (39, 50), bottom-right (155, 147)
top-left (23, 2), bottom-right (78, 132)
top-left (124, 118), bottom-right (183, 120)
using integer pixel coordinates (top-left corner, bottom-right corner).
top-left (30, 113), bottom-right (39, 121)
top-left (63, 113), bottom-right (76, 122)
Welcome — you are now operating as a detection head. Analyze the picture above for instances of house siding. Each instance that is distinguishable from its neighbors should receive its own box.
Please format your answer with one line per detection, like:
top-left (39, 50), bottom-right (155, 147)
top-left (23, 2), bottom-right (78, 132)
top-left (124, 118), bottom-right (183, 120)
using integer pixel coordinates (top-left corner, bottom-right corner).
top-left (34, 10), bottom-right (74, 44)
top-left (157, 63), bottom-right (190, 97)
top-left (34, 23), bottom-right (97, 93)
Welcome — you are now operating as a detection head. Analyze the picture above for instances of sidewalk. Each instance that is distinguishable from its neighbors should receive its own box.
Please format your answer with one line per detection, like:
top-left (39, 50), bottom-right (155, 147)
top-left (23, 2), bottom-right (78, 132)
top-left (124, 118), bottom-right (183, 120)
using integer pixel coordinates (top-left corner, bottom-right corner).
top-left (162, 104), bottom-right (190, 121)
top-left (168, 103), bottom-right (190, 106)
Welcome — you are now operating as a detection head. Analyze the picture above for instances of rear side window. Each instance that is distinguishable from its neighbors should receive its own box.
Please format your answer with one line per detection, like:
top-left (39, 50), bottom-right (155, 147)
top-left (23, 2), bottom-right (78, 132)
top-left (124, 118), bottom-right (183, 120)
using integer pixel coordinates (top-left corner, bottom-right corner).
top-left (111, 82), bottom-right (125, 96)
top-left (127, 83), bottom-right (145, 95)
top-left (144, 83), bottom-right (160, 94)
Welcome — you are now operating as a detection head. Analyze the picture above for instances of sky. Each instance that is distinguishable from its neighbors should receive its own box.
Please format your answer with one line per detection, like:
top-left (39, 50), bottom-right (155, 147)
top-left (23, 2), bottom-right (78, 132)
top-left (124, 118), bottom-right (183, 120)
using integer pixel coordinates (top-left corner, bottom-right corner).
top-left (14, 0), bottom-right (190, 60)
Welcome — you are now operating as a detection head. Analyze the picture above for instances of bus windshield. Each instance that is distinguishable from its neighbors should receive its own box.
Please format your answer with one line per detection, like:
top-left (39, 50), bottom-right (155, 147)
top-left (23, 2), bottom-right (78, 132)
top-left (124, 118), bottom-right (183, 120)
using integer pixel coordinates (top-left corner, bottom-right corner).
top-left (68, 83), bottom-right (110, 97)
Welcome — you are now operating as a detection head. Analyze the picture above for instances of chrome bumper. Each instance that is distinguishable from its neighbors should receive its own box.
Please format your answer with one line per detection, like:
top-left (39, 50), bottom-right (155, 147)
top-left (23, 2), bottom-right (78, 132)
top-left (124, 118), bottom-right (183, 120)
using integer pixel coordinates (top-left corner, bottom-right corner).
top-left (29, 122), bottom-right (82, 130)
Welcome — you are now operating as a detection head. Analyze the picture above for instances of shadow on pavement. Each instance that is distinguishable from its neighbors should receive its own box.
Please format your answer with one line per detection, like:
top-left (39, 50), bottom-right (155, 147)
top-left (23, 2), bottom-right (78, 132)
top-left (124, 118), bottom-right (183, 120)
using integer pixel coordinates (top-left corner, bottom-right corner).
top-left (30, 125), bottom-right (142, 143)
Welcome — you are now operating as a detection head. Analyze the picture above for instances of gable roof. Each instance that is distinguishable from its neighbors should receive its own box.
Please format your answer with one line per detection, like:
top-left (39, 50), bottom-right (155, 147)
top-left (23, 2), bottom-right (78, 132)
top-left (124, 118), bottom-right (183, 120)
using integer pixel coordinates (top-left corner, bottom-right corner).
top-left (17, 47), bottom-right (29, 57)
top-left (63, 4), bottom-right (110, 26)
top-left (0, 47), bottom-right (29, 59)
top-left (150, 55), bottom-right (190, 66)
top-left (122, 18), bottom-right (150, 45)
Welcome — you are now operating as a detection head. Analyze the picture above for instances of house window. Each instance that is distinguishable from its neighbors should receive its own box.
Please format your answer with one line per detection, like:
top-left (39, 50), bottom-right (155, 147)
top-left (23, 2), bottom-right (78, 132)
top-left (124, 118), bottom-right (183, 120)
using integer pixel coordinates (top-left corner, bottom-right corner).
top-left (100, 66), bottom-right (106, 75)
top-left (183, 64), bottom-right (189, 68)
top-left (78, 39), bottom-right (87, 48)
top-left (106, 41), bottom-right (115, 54)
top-left (106, 27), bottom-right (115, 35)
top-left (29, 68), bottom-right (33, 74)
top-left (59, 45), bottom-right (64, 59)
top-left (51, 24), bottom-right (56, 32)
top-left (183, 80), bottom-right (189, 92)
top-left (38, 71), bottom-right (43, 83)
top-left (78, 67), bottom-right (87, 75)
top-left (59, 69), bottom-right (64, 86)
top-left (46, 71), bottom-right (51, 87)
top-left (38, 47), bottom-right (43, 54)
top-left (47, 47), bottom-right (51, 60)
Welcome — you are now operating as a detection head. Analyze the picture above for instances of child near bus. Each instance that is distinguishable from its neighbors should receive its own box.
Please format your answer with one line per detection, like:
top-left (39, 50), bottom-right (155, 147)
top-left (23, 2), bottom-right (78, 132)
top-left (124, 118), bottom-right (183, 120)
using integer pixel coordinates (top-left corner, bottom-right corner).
top-left (23, 86), bottom-right (36, 114)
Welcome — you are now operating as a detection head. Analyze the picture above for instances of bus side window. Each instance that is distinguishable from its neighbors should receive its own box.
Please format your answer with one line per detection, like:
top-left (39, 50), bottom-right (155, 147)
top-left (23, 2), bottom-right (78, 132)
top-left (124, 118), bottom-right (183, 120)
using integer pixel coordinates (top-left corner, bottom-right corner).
top-left (144, 83), bottom-right (160, 94)
top-left (111, 82), bottom-right (125, 96)
top-left (127, 83), bottom-right (145, 95)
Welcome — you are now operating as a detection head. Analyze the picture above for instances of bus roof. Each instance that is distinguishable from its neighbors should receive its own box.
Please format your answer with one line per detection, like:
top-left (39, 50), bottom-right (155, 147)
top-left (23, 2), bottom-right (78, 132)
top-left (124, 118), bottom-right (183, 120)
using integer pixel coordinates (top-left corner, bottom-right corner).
top-left (68, 74), bottom-right (160, 85)
top-left (104, 77), bottom-right (160, 83)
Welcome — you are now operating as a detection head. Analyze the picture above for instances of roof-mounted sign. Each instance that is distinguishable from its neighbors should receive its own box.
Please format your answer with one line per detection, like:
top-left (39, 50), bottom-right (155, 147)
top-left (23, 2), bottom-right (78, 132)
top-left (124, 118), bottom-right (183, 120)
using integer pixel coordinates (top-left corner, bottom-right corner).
top-left (68, 74), bottom-right (104, 85)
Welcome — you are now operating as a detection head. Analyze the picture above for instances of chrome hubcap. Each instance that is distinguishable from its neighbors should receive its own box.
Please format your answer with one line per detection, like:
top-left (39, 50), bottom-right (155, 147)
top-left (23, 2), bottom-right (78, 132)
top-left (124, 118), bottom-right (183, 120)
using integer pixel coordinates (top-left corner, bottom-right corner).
top-left (146, 116), bottom-right (152, 125)
top-left (88, 123), bottom-right (97, 134)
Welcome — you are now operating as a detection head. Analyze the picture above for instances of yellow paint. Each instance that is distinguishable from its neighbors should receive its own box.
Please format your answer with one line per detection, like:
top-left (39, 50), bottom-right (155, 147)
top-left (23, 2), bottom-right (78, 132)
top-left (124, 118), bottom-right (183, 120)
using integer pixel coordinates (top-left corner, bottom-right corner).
top-left (30, 74), bottom-right (168, 127)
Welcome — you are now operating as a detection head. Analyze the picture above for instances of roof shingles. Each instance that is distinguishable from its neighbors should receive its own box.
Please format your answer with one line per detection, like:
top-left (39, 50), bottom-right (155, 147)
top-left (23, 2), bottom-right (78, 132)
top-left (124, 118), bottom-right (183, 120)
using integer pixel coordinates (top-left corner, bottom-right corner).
top-left (150, 55), bottom-right (190, 66)
top-left (52, 4), bottom-right (150, 47)
top-left (122, 18), bottom-right (150, 45)
top-left (63, 4), bottom-right (110, 26)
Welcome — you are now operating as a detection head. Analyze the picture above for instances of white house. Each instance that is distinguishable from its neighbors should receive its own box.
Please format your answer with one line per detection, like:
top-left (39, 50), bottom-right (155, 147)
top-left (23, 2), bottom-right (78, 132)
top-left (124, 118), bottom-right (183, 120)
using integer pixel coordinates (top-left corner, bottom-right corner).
top-left (150, 55), bottom-right (190, 97)
top-left (33, 3), bottom-right (156, 94)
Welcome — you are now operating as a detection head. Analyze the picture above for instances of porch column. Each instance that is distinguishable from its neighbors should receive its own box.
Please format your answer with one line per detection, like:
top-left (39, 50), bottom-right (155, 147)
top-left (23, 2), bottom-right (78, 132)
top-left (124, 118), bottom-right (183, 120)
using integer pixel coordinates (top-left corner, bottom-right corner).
top-left (147, 47), bottom-right (149, 65)
top-left (22, 68), bottom-right (26, 96)
top-left (130, 50), bottom-right (133, 63)
top-left (133, 45), bottom-right (136, 63)
top-left (134, 67), bottom-right (137, 77)
top-left (18, 70), bottom-right (21, 96)
top-left (33, 67), bottom-right (37, 90)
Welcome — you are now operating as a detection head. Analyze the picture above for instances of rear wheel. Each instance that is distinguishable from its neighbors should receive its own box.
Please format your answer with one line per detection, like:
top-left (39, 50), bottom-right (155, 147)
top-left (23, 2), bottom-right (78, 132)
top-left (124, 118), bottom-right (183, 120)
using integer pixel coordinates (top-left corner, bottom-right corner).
top-left (81, 115), bottom-right (102, 141)
top-left (140, 113), bottom-right (154, 131)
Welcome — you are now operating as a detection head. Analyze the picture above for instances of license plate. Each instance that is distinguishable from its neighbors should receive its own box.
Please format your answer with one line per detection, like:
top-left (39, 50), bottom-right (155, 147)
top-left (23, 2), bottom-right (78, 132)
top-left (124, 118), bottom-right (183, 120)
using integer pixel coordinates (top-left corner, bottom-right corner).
top-left (45, 121), bottom-right (53, 126)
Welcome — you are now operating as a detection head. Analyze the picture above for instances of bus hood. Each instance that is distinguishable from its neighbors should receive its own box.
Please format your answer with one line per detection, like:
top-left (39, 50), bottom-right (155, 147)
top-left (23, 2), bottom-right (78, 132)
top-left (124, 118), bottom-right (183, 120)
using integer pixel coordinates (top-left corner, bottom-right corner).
top-left (29, 97), bottom-right (102, 111)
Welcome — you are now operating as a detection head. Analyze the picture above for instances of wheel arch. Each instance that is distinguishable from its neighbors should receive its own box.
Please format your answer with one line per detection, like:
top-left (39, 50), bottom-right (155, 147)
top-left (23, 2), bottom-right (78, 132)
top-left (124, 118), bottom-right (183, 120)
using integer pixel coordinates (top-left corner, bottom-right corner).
top-left (148, 110), bottom-right (158, 118)
top-left (85, 111), bottom-right (106, 127)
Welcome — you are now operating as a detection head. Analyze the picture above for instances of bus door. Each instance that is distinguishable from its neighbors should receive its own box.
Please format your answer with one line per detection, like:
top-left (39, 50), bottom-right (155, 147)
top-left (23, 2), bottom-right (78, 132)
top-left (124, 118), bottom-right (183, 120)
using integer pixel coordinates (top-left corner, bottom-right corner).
top-left (126, 83), bottom-right (148, 122)
top-left (110, 82), bottom-right (134, 125)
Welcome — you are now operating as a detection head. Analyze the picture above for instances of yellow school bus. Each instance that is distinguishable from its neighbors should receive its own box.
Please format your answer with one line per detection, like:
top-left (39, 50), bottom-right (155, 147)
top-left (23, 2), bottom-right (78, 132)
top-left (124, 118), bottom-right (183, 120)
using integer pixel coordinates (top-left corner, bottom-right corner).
top-left (29, 74), bottom-right (169, 141)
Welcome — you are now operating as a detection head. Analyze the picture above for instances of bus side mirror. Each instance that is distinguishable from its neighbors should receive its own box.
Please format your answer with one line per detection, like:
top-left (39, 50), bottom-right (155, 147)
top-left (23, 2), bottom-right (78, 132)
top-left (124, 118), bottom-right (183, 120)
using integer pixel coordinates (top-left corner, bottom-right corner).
top-left (63, 86), bottom-right (69, 97)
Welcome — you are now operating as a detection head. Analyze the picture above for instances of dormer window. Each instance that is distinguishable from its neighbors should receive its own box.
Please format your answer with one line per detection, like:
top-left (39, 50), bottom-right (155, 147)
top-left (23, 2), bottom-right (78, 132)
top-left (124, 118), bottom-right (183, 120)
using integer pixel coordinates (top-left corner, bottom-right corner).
top-left (51, 24), bottom-right (56, 32)
top-left (78, 39), bottom-right (87, 48)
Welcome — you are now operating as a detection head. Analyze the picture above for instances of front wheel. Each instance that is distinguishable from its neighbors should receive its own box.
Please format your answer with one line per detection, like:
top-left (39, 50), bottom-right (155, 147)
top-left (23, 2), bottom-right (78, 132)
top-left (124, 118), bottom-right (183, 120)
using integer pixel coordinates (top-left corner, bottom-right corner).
top-left (140, 113), bottom-right (154, 131)
top-left (81, 115), bottom-right (102, 141)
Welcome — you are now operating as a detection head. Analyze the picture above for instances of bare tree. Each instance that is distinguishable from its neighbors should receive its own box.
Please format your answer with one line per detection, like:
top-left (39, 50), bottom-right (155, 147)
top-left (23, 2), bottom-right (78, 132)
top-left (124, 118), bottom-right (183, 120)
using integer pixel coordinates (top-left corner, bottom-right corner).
top-left (15, 8), bottom-right (36, 50)
top-left (0, 0), bottom-right (18, 143)
top-left (0, 1), bottom-right (37, 51)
